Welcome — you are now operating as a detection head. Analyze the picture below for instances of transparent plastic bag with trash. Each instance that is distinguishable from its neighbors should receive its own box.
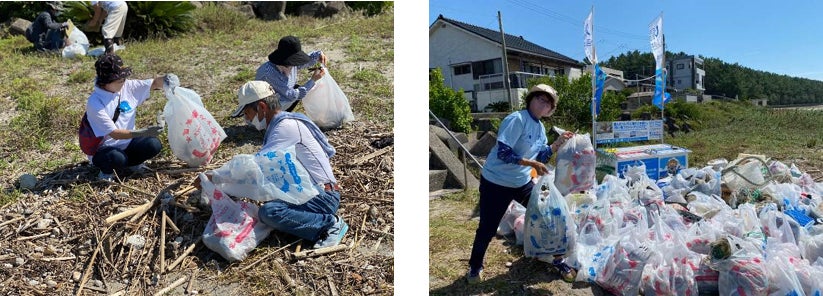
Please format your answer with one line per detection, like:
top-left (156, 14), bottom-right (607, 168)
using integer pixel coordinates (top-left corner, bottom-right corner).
top-left (199, 173), bottom-right (273, 262)
top-left (524, 173), bottom-right (577, 261)
top-left (708, 236), bottom-right (769, 296)
top-left (163, 85), bottom-right (226, 167)
top-left (763, 241), bottom-right (804, 296)
top-left (552, 127), bottom-right (596, 196)
top-left (639, 210), bottom-right (698, 296)
top-left (210, 146), bottom-right (318, 205)
top-left (497, 200), bottom-right (526, 237)
top-left (301, 66), bottom-right (355, 130)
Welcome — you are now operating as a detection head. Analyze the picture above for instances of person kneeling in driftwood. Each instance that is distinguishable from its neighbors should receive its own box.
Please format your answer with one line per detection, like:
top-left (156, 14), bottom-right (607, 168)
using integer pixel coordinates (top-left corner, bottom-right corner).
top-left (198, 81), bottom-right (348, 249)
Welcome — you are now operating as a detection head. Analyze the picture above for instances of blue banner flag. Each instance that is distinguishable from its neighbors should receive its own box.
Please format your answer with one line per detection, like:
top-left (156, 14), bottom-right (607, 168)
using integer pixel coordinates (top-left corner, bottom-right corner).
top-left (654, 91), bottom-right (671, 110)
top-left (652, 68), bottom-right (667, 109)
top-left (593, 64), bottom-right (607, 115)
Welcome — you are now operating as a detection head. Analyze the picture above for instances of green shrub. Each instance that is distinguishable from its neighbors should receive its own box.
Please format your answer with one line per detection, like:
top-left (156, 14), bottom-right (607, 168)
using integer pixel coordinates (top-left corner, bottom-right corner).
top-left (63, 1), bottom-right (94, 25)
top-left (0, 2), bottom-right (51, 23)
top-left (284, 2), bottom-right (392, 17)
top-left (345, 2), bottom-right (393, 16)
top-left (484, 101), bottom-right (510, 112)
top-left (430, 68), bottom-right (472, 133)
top-left (125, 1), bottom-right (196, 40)
top-left (193, 2), bottom-right (248, 33)
top-left (63, 1), bottom-right (196, 41)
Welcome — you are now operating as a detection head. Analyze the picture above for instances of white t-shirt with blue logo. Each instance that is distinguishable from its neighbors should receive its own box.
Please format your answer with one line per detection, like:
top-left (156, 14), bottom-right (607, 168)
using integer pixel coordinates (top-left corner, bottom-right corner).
top-left (86, 79), bottom-right (153, 156)
top-left (481, 110), bottom-right (549, 188)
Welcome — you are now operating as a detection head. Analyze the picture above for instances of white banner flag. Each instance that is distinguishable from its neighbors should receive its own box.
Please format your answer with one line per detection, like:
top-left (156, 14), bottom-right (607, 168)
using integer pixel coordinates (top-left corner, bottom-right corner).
top-left (584, 9), bottom-right (596, 64)
top-left (649, 15), bottom-right (664, 68)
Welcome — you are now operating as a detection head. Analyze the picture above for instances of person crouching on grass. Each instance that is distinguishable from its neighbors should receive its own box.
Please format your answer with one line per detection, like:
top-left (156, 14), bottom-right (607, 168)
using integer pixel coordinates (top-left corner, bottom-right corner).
top-left (466, 84), bottom-right (577, 284)
top-left (84, 53), bottom-right (177, 181)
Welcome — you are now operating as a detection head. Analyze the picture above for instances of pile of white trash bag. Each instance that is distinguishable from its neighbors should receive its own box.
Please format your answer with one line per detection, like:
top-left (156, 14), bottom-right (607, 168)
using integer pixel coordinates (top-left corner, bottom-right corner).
top-left (497, 151), bottom-right (823, 295)
top-left (61, 25), bottom-right (89, 59)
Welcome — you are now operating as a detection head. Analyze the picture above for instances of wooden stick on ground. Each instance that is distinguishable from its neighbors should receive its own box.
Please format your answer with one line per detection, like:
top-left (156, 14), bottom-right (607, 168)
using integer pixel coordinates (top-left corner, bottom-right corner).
top-left (39, 256), bottom-right (77, 262)
top-left (239, 239), bottom-right (302, 272)
top-left (350, 212), bottom-right (368, 255)
top-left (152, 276), bottom-right (187, 296)
top-left (291, 244), bottom-right (349, 260)
top-left (273, 258), bottom-right (297, 290)
top-left (166, 237), bottom-right (200, 272)
top-left (186, 268), bottom-right (198, 294)
top-left (163, 213), bottom-right (180, 233)
top-left (16, 232), bottom-right (50, 241)
top-left (347, 146), bottom-right (393, 166)
top-left (0, 217), bottom-right (24, 228)
top-left (104, 200), bottom-right (155, 225)
top-left (75, 227), bottom-right (111, 296)
top-left (160, 211), bottom-right (167, 274)
top-left (327, 275), bottom-right (339, 296)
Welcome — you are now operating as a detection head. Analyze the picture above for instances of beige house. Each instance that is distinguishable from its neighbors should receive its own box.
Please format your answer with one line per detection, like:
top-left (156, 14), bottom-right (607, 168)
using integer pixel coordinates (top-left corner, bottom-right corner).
top-left (429, 15), bottom-right (583, 112)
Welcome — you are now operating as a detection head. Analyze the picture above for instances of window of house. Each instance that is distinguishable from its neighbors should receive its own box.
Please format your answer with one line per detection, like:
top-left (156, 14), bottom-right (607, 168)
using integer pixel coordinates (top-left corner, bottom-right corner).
top-left (677, 79), bottom-right (682, 85)
top-left (471, 59), bottom-right (502, 79)
top-left (453, 64), bottom-right (471, 75)
top-left (677, 64), bottom-right (685, 70)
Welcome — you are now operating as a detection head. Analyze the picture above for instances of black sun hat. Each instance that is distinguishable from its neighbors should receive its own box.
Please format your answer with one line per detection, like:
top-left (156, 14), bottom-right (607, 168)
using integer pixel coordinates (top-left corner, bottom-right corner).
top-left (95, 54), bottom-right (132, 85)
top-left (267, 36), bottom-right (311, 66)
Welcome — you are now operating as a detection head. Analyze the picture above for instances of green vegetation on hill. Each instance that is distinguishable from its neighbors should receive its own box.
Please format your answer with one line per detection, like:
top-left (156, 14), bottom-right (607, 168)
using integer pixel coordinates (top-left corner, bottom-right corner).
top-left (603, 50), bottom-right (823, 105)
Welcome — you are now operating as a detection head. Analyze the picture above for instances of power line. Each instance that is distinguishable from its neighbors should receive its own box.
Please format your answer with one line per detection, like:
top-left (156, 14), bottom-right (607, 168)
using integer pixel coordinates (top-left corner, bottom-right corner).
top-left (507, 0), bottom-right (648, 41)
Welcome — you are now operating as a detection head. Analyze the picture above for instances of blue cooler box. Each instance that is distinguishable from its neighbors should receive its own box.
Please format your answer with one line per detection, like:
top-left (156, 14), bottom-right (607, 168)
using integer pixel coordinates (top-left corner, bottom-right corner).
top-left (596, 144), bottom-right (691, 181)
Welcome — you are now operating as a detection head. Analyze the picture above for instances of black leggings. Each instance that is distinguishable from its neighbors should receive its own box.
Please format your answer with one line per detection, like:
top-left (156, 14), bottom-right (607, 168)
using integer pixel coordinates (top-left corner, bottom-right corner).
top-left (92, 137), bottom-right (161, 174)
top-left (468, 176), bottom-right (533, 270)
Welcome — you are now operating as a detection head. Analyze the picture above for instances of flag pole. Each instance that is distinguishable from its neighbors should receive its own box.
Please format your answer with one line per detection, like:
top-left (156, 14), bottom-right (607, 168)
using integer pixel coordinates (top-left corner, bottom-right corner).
top-left (589, 6), bottom-right (597, 150)
top-left (660, 16), bottom-right (665, 145)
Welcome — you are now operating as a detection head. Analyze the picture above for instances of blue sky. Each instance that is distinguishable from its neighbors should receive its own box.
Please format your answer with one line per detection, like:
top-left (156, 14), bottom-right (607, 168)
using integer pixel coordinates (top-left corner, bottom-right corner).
top-left (429, 0), bottom-right (823, 81)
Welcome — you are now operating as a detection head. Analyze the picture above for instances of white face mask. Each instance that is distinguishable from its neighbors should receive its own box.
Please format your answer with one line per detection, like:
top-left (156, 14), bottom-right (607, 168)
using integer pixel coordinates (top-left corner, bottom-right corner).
top-left (245, 109), bottom-right (268, 131)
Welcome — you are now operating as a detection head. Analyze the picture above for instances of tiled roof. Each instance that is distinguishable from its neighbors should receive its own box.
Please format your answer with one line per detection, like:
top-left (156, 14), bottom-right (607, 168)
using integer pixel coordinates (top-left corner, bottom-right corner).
top-left (435, 15), bottom-right (581, 65)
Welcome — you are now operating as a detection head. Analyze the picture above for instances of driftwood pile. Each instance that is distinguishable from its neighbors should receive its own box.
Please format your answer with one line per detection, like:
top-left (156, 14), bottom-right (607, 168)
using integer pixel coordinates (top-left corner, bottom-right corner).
top-left (0, 120), bottom-right (394, 295)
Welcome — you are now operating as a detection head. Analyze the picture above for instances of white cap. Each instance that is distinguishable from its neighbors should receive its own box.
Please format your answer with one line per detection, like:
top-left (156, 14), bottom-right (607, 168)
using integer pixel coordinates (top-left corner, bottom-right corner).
top-left (232, 81), bottom-right (275, 117)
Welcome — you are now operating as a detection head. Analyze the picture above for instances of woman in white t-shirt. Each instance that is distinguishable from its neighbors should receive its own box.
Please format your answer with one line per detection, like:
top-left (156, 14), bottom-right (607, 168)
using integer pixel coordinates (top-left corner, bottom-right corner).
top-left (84, 54), bottom-right (176, 181)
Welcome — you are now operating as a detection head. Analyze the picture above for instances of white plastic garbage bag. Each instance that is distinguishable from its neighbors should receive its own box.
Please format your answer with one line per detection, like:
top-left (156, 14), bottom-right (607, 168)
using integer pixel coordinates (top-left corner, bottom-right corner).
top-left (200, 173), bottom-right (273, 262)
top-left (497, 200), bottom-right (526, 236)
top-left (62, 43), bottom-right (86, 59)
top-left (553, 127), bottom-right (596, 196)
top-left (302, 66), bottom-right (355, 130)
top-left (163, 86), bottom-right (226, 167)
top-left (524, 174), bottom-right (577, 261)
top-left (66, 26), bottom-right (89, 50)
top-left (86, 47), bottom-right (105, 57)
top-left (210, 146), bottom-right (319, 205)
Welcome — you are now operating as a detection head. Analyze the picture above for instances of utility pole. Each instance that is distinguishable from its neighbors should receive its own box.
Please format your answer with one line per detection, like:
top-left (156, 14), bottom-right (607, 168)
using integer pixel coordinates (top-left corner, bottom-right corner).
top-left (498, 11), bottom-right (514, 112)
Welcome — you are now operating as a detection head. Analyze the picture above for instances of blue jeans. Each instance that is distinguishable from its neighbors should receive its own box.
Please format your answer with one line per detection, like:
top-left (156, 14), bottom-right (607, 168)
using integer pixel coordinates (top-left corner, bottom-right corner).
top-left (258, 185), bottom-right (340, 242)
top-left (92, 137), bottom-right (161, 174)
top-left (33, 29), bottom-right (65, 51)
top-left (468, 175), bottom-right (533, 270)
